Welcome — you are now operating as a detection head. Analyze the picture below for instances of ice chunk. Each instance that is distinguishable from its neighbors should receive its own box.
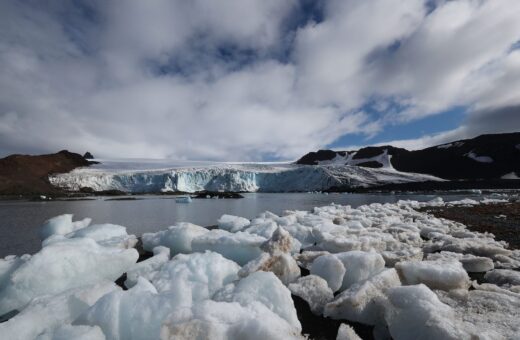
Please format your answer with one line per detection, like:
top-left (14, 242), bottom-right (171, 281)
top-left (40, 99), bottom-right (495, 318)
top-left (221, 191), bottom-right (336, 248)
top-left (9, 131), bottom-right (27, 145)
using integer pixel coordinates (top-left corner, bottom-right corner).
top-left (65, 223), bottom-right (137, 249)
top-left (310, 254), bottom-right (346, 292)
top-left (280, 223), bottom-right (315, 248)
top-left (124, 246), bottom-right (170, 288)
top-left (426, 251), bottom-right (494, 273)
top-left (67, 223), bottom-right (127, 241)
top-left (151, 251), bottom-right (240, 305)
top-left (395, 260), bottom-right (470, 291)
top-left (142, 222), bottom-right (208, 255)
top-left (191, 230), bottom-right (266, 265)
top-left (336, 324), bottom-right (362, 340)
top-left (0, 281), bottom-right (117, 340)
top-left (294, 251), bottom-right (330, 270)
top-left (175, 196), bottom-right (192, 203)
top-left (77, 278), bottom-right (180, 340)
top-left (260, 226), bottom-right (294, 254)
top-left (324, 269), bottom-right (401, 325)
top-left (243, 220), bottom-right (278, 239)
top-left (437, 285), bottom-right (520, 339)
top-left (0, 238), bottom-right (138, 315)
top-left (383, 284), bottom-right (469, 340)
top-left (288, 275), bottom-right (333, 315)
top-left (484, 269), bottom-right (520, 286)
top-left (40, 214), bottom-right (92, 240)
top-left (381, 245), bottom-right (423, 267)
top-left (0, 254), bottom-right (30, 290)
top-left (36, 325), bottom-right (106, 340)
top-left (335, 251), bottom-right (385, 291)
top-left (217, 214), bottom-right (250, 232)
top-left (213, 271), bottom-right (301, 331)
top-left (239, 252), bottom-right (300, 285)
top-left (160, 300), bottom-right (304, 340)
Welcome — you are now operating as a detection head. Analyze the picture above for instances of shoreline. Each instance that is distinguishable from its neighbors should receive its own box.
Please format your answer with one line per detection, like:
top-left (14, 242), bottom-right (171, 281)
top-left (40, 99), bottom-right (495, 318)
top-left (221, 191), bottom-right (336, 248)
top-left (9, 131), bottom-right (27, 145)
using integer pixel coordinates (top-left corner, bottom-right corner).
top-left (420, 202), bottom-right (520, 250)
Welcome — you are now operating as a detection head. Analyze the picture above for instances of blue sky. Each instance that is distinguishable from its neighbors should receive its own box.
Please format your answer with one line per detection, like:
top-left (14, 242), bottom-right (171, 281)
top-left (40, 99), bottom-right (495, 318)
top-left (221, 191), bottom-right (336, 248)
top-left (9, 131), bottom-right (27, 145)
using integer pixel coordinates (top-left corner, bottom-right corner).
top-left (0, 0), bottom-right (519, 160)
top-left (329, 106), bottom-right (467, 150)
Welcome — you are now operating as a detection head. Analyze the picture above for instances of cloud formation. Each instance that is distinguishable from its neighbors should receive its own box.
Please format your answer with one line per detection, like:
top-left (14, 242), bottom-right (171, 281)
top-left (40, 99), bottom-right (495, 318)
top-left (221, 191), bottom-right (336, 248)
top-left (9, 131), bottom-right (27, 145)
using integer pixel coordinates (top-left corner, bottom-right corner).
top-left (0, 0), bottom-right (519, 160)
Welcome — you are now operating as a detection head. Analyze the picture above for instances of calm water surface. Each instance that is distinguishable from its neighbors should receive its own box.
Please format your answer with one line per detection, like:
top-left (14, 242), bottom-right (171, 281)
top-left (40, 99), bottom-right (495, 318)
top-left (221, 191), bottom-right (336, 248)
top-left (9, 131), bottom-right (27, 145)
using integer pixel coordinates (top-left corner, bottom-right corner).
top-left (0, 192), bottom-right (498, 257)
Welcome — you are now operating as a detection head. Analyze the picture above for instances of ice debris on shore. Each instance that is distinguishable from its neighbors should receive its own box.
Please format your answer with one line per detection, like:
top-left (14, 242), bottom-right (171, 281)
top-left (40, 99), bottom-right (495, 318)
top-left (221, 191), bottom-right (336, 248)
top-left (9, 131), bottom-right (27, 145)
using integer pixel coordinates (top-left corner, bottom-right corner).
top-left (1, 197), bottom-right (520, 339)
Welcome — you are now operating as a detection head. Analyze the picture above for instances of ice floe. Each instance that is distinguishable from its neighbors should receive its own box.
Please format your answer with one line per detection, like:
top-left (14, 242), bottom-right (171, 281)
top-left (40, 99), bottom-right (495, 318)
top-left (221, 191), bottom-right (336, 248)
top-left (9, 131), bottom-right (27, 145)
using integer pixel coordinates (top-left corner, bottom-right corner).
top-left (2, 196), bottom-right (519, 339)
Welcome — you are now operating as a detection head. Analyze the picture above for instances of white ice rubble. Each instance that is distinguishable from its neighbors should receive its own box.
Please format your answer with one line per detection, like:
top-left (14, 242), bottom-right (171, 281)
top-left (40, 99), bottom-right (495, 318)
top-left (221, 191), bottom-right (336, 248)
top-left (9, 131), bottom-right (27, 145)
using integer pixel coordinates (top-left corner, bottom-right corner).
top-left (1, 197), bottom-right (520, 339)
top-left (48, 161), bottom-right (441, 193)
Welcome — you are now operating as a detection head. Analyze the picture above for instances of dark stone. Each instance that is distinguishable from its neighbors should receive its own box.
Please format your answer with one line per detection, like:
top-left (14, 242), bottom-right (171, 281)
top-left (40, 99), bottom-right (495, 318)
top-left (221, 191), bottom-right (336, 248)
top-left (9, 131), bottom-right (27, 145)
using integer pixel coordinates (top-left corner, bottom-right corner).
top-left (292, 295), bottom-right (374, 340)
top-left (115, 273), bottom-right (128, 290)
top-left (193, 191), bottom-right (244, 199)
top-left (83, 151), bottom-right (94, 159)
top-left (356, 161), bottom-right (384, 168)
top-left (297, 150), bottom-right (348, 165)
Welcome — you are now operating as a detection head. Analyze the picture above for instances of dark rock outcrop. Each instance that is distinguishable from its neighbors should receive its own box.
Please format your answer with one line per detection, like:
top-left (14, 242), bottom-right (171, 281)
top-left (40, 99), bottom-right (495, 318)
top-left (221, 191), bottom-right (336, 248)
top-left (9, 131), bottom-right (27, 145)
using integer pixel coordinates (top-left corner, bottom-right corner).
top-left (296, 149), bottom-right (348, 165)
top-left (83, 151), bottom-right (94, 159)
top-left (356, 161), bottom-right (384, 168)
top-left (0, 150), bottom-right (93, 195)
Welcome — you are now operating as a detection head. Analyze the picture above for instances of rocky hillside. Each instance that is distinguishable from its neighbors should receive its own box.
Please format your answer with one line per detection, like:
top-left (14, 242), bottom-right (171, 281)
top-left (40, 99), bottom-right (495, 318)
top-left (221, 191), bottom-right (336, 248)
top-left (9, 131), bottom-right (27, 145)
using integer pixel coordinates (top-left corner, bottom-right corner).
top-left (297, 132), bottom-right (520, 180)
top-left (0, 150), bottom-right (94, 195)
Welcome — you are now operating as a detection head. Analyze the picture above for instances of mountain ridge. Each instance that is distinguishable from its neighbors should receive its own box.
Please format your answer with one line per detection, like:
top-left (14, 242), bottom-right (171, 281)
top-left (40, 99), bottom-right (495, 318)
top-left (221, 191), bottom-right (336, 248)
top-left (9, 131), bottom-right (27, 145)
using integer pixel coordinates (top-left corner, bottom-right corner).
top-left (296, 132), bottom-right (520, 180)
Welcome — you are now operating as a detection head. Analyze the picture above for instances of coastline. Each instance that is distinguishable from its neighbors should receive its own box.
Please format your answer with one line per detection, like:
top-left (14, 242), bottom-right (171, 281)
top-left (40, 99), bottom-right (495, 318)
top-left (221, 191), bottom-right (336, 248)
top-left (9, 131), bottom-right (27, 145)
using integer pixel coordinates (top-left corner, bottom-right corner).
top-left (420, 202), bottom-right (520, 250)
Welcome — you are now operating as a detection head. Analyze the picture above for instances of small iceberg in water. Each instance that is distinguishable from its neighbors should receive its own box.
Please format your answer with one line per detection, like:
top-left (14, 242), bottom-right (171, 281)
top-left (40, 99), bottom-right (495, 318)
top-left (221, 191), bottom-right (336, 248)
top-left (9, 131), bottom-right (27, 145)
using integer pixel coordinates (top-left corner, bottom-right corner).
top-left (175, 196), bottom-right (192, 203)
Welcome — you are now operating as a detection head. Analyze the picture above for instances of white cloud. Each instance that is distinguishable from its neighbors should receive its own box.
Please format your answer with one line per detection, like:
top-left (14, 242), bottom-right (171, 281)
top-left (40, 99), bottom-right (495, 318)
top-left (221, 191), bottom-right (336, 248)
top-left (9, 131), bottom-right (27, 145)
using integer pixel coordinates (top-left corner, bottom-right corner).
top-left (0, 0), bottom-right (519, 159)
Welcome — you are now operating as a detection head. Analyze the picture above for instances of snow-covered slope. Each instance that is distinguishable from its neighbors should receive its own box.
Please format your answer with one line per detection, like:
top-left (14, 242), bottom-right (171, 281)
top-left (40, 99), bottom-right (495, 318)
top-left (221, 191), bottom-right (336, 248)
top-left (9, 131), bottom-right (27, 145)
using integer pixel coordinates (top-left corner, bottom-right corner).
top-left (49, 159), bottom-right (440, 193)
top-left (315, 149), bottom-right (394, 168)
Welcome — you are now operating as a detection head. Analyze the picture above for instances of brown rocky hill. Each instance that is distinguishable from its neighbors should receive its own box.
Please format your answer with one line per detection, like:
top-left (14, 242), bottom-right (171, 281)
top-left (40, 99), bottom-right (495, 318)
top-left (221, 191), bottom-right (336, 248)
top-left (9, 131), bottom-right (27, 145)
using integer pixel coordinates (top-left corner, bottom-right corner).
top-left (0, 150), bottom-right (93, 195)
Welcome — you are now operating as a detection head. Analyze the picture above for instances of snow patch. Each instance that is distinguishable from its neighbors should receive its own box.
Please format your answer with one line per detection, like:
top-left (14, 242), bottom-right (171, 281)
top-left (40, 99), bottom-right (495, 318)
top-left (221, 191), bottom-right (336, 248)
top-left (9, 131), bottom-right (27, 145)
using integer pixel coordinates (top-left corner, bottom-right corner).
top-left (465, 151), bottom-right (493, 163)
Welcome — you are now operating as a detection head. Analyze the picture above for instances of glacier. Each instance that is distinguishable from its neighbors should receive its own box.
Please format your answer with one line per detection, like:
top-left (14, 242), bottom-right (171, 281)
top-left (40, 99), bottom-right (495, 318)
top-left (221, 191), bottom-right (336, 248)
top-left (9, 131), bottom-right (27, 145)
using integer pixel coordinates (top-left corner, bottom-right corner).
top-left (49, 160), bottom-right (440, 193)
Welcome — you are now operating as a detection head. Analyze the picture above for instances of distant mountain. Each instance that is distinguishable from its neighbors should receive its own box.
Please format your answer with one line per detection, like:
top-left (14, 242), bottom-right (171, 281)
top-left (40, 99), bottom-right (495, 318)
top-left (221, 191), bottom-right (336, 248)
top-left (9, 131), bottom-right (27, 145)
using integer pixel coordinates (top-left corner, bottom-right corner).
top-left (0, 150), bottom-right (94, 195)
top-left (296, 132), bottom-right (520, 180)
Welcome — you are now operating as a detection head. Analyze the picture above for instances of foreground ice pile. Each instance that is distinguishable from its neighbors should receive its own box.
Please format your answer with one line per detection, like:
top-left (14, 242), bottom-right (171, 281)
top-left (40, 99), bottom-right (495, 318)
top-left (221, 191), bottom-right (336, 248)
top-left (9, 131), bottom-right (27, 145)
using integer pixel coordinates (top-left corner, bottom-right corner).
top-left (1, 198), bottom-right (520, 339)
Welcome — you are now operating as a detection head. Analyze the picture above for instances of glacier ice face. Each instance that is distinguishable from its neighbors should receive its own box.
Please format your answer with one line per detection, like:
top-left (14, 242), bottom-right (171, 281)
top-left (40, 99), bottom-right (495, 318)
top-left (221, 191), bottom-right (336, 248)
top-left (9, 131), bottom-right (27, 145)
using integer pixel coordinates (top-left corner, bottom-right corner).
top-left (49, 162), bottom-right (441, 193)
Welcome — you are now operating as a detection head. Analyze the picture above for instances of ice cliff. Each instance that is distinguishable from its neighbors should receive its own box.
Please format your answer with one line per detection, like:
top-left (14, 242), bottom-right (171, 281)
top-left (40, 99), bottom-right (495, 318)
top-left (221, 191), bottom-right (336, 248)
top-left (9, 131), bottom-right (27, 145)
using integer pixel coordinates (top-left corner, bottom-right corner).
top-left (49, 161), bottom-right (440, 193)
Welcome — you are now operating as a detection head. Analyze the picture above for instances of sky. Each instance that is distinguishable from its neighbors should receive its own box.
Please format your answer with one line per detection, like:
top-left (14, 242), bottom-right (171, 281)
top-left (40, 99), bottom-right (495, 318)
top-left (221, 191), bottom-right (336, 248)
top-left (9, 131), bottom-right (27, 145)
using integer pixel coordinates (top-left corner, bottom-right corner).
top-left (0, 0), bottom-right (519, 161)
